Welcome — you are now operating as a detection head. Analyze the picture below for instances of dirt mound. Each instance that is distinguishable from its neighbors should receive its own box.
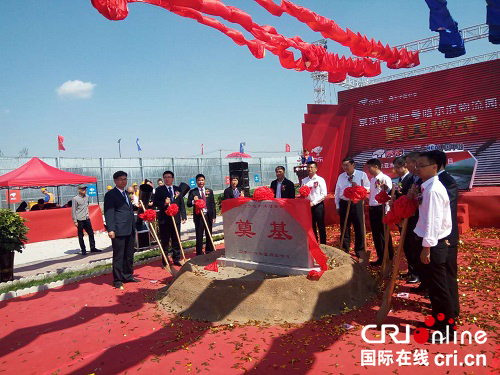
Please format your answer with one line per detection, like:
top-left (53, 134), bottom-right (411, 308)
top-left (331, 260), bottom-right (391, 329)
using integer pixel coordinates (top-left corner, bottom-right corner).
top-left (158, 245), bottom-right (376, 324)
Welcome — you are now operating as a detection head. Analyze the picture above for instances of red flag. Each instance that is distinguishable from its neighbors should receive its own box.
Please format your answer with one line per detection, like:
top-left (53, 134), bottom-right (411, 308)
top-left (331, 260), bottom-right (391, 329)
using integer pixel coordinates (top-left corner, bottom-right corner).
top-left (58, 135), bottom-right (65, 151)
top-left (285, 143), bottom-right (291, 152)
top-left (201, 144), bottom-right (204, 155)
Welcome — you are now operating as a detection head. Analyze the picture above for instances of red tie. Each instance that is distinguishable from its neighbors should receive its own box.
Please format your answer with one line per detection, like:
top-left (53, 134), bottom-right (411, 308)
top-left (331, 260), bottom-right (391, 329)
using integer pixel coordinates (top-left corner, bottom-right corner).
top-left (201, 189), bottom-right (206, 202)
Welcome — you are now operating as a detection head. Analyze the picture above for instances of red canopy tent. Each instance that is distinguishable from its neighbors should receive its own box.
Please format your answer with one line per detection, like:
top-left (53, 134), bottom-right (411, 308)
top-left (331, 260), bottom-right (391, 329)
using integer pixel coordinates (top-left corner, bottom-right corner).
top-left (0, 157), bottom-right (96, 188)
top-left (0, 158), bottom-right (104, 243)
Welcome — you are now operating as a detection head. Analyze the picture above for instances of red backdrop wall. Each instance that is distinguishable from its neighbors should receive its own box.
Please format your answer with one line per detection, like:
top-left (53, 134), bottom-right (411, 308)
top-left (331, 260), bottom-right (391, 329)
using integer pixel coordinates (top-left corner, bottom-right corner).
top-left (20, 205), bottom-right (105, 243)
top-left (337, 59), bottom-right (500, 186)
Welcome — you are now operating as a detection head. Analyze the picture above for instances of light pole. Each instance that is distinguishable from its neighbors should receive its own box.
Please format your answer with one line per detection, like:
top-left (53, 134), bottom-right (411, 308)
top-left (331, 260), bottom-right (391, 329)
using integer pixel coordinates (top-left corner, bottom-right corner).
top-left (117, 139), bottom-right (122, 158)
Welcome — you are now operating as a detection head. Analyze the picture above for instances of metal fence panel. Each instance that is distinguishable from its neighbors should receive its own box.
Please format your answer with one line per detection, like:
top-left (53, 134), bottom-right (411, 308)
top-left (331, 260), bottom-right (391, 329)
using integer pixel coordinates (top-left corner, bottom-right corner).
top-left (0, 156), bottom-right (303, 209)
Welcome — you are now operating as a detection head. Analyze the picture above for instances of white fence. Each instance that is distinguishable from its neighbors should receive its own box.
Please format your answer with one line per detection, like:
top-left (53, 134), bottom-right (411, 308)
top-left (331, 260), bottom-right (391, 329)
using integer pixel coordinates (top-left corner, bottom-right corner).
top-left (0, 156), bottom-right (301, 209)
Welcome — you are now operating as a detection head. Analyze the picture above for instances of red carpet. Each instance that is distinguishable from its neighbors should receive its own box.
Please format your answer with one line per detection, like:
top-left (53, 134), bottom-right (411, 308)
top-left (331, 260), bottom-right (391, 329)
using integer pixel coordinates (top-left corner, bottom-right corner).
top-left (0, 229), bottom-right (499, 375)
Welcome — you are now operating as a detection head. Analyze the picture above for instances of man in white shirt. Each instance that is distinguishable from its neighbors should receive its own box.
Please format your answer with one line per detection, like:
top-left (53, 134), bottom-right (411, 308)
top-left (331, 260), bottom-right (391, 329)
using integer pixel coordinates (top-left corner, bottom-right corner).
top-left (301, 161), bottom-right (327, 244)
top-left (334, 157), bottom-right (370, 257)
top-left (414, 151), bottom-right (453, 341)
top-left (366, 158), bottom-right (393, 266)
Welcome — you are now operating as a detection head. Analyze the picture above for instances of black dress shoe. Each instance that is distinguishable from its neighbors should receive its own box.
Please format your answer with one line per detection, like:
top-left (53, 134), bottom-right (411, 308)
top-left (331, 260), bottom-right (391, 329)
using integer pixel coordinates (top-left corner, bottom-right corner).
top-left (370, 260), bottom-right (383, 266)
top-left (82, 251), bottom-right (87, 256)
top-left (90, 249), bottom-right (102, 253)
top-left (173, 260), bottom-right (183, 267)
top-left (407, 276), bottom-right (420, 284)
top-left (124, 278), bottom-right (140, 283)
top-left (114, 282), bottom-right (124, 289)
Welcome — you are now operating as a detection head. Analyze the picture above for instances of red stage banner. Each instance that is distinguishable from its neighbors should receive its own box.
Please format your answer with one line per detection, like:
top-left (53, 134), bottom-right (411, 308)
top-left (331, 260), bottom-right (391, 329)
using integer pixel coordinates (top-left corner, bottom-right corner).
top-left (337, 59), bottom-right (500, 187)
top-left (302, 105), bottom-right (353, 191)
top-left (19, 205), bottom-right (105, 243)
top-left (375, 150), bottom-right (478, 190)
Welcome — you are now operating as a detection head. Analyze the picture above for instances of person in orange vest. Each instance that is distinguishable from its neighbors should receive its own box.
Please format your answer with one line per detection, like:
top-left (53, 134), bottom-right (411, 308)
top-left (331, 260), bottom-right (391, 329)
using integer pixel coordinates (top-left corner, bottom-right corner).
top-left (41, 188), bottom-right (55, 203)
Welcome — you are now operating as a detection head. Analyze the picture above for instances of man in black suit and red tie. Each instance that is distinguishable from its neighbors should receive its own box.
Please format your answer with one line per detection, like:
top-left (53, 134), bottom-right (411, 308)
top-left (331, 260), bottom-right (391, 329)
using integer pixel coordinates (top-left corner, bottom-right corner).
top-left (187, 174), bottom-right (216, 256)
top-left (270, 166), bottom-right (295, 199)
top-left (435, 150), bottom-right (460, 317)
top-left (223, 175), bottom-right (244, 200)
top-left (153, 170), bottom-right (187, 267)
top-left (104, 171), bottom-right (138, 289)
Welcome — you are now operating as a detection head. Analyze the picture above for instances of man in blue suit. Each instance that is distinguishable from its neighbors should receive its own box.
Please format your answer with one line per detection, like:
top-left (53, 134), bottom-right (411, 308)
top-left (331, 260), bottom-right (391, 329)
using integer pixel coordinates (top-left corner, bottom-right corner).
top-left (104, 171), bottom-right (138, 289)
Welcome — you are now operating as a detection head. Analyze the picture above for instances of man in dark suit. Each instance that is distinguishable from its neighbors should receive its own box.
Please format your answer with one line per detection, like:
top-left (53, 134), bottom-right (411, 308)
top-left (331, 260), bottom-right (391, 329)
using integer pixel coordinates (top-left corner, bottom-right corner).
top-left (187, 174), bottom-right (216, 256)
top-left (104, 171), bottom-right (138, 289)
top-left (434, 150), bottom-right (460, 317)
top-left (392, 156), bottom-right (419, 282)
top-left (392, 156), bottom-right (413, 199)
top-left (270, 166), bottom-right (295, 199)
top-left (400, 152), bottom-right (425, 286)
top-left (223, 175), bottom-right (244, 199)
top-left (153, 170), bottom-right (187, 267)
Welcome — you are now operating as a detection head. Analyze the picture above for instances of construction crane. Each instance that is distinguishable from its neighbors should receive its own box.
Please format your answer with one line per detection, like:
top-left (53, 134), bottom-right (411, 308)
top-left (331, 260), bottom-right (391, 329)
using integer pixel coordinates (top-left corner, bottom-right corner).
top-left (312, 24), bottom-right (492, 102)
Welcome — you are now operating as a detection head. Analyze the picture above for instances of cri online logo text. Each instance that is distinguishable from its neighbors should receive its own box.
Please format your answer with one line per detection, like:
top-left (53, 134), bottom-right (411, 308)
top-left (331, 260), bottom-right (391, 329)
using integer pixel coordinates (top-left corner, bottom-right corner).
top-left (361, 314), bottom-right (488, 345)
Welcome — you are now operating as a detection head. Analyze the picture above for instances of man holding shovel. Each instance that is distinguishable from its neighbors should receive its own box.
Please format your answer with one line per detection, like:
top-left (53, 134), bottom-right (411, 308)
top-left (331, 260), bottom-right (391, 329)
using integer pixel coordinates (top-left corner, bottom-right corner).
top-left (153, 170), bottom-right (187, 267)
top-left (334, 157), bottom-right (370, 257)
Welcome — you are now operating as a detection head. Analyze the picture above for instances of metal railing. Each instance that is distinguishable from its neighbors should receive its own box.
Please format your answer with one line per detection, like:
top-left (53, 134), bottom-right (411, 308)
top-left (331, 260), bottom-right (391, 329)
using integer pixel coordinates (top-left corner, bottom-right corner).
top-left (0, 156), bottom-right (302, 209)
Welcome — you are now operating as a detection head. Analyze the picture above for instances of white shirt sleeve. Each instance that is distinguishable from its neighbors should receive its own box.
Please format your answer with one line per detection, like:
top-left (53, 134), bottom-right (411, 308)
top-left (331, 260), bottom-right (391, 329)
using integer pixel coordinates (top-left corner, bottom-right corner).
top-left (421, 191), bottom-right (445, 247)
top-left (385, 175), bottom-right (393, 191)
top-left (362, 172), bottom-right (370, 191)
top-left (334, 178), bottom-right (341, 209)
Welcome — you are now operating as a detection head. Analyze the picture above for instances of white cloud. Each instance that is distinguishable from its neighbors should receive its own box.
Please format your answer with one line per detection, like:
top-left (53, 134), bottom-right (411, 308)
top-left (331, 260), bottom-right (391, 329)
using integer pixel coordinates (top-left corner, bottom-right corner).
top-left (56, 80), bottom-right (96, 99)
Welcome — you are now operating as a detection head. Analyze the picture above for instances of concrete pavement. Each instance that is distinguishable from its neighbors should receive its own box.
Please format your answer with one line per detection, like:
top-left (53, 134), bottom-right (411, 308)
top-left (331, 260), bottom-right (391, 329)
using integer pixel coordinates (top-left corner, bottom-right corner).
top-left (12, 216), bottom-right (224, 280)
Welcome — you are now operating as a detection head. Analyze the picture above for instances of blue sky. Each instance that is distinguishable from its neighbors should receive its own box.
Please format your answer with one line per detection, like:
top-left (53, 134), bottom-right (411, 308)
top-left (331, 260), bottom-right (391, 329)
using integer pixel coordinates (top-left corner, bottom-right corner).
top-left (0, 1), bottom-right (497, 158)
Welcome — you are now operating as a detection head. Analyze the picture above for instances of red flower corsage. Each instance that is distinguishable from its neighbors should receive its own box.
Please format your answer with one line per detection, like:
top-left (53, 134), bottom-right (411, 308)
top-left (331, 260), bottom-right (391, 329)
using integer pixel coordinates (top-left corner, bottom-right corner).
top-left (253, 186), bottom-right (274, 201)
top-left (281, 185), bottom-right (286, 192)
top-left (375, 190), bottom-right (390, 204)
top-left (166, 203), bottom-right (179, 216)
top-left (299, 185), bottom-right (311, 198)
top-left (314, 181), bottom-right (318, 188)
top-left (139, 209), bottom-right (156, 222)
top-left (383, 209), bottom-right (401, 225)
top-left (194, 199), bottom-right (206, 215)
top-left (393, 195), bottom-right (418, 218)
top-left (344, 186), bottom-right (368, 204)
